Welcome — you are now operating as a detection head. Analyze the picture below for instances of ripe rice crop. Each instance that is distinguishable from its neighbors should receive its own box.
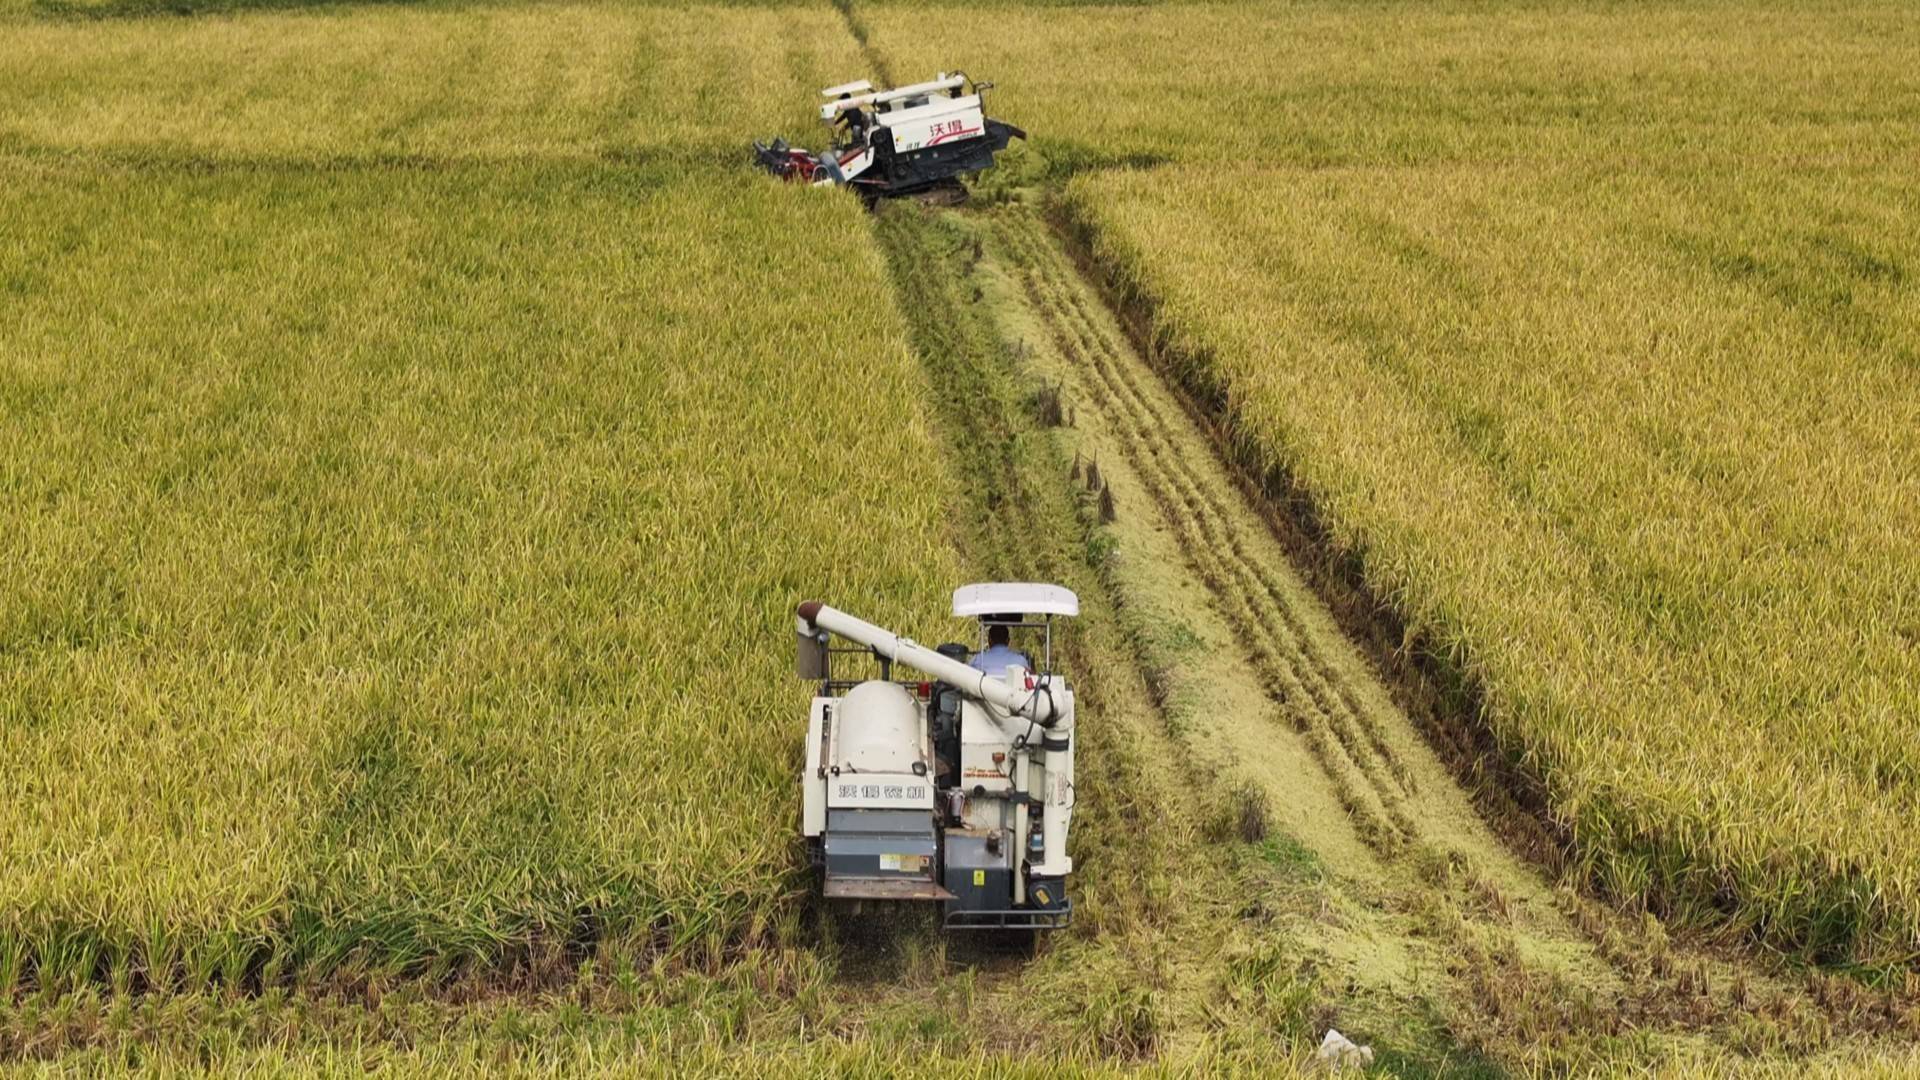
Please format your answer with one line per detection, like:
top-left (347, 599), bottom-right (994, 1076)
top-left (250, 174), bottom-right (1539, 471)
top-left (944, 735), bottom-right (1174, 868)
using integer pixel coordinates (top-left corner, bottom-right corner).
top-left (0, 148), bottom-right (959, 988)
top-left (0, 3), bottom-right (858, 161)
top-left (874, 0), bottom-right (1920, 961)
top-left (0, 0), bottom-right (952, 990)
top-left (866, 0), bottom-right (1918, 172)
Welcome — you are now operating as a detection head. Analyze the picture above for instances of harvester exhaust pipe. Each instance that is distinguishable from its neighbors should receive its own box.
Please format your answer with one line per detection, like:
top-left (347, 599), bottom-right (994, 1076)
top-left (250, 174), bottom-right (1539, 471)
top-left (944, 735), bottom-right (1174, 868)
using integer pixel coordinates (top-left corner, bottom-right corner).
top-left (796, 600), bottom-right (1064, 726)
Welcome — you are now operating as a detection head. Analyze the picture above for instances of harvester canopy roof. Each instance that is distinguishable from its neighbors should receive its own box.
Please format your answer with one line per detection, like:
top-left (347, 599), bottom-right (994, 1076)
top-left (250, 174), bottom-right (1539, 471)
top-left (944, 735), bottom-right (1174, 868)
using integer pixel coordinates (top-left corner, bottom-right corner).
top-left (952, 583), bottom-right (1079, 619)
top-left (819, 74), bottom-right (968, 118)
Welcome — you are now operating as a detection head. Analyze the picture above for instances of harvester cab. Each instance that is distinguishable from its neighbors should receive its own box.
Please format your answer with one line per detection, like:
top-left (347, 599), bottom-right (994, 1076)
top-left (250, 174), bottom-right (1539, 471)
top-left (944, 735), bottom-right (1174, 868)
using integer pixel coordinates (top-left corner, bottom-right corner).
top-left (753, 72), bottom-right (1025, 203)
top-left (796, 584), bottom-right (1077, 930)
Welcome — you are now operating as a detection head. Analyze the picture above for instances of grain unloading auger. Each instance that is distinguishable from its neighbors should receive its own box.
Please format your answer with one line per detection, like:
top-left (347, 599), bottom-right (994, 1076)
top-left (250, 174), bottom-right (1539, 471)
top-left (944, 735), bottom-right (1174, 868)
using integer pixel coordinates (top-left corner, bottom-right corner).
top-left (796, 584), bottom-right (1076, 930)
top-left (754, 72), bottom-right (1024, 203)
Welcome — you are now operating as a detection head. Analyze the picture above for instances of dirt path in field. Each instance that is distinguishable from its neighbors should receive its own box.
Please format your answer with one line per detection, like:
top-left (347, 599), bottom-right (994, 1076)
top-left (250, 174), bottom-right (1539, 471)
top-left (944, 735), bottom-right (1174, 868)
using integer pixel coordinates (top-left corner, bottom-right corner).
top-left (907, 198), bottom-right (1902, 1068)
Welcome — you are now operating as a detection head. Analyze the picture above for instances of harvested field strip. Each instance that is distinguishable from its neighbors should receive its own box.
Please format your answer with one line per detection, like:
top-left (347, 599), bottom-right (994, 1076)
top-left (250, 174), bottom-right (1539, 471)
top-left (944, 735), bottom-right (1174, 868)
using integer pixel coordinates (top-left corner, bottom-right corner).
top-left (992, 211), bottom-right (1418, 853)
top-left (869, 203), bottom-right (1295, 1062)
top-left (1003, 216), bottom-right (1413, 771)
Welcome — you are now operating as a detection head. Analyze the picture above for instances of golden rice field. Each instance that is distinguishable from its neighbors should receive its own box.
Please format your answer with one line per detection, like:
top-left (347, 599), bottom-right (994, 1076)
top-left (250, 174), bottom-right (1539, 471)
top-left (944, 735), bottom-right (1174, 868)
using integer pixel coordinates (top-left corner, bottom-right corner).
top-left (872, 0), bottom-right (1920, 961)
top-left (9, 0), bottom-right (1920, 1070)
top-left (0, 2), bottom-right (969, 990)
top-left (0, 4), bottom-right (851, 160)
top-left (870, 0), bottom-right (1918, 172)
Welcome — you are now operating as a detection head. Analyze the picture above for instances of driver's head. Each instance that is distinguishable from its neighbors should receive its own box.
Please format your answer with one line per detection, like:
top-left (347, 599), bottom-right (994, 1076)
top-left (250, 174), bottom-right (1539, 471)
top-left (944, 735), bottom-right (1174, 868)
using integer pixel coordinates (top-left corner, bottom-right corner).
top-left (987, 624), bottom-right (1011, 648)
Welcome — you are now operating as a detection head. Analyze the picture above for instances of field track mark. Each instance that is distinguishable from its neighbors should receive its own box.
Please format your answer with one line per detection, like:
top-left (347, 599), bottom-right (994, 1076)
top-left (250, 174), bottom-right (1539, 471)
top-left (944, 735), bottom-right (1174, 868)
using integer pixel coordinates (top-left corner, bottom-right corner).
top-left (829, 0), bottom-right (894, 89)
top-left (1046, 271), bottom-right (1419, 797)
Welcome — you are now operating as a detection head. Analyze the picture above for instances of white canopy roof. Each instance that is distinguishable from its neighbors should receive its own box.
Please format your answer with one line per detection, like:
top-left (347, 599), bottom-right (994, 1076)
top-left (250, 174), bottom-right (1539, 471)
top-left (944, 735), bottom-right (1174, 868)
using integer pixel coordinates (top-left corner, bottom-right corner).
top-left (952, 583), bottom-right (1079, 619)
top-left (819, 74), bottom-right (967, 118)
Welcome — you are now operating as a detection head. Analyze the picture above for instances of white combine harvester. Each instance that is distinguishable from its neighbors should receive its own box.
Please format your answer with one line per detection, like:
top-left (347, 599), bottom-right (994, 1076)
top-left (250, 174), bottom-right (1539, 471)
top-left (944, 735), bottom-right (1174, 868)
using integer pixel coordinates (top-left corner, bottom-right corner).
top-left (754, 72), bottom-right (1025, 203)
top-left (795, 584), bottom-right (1076, 930)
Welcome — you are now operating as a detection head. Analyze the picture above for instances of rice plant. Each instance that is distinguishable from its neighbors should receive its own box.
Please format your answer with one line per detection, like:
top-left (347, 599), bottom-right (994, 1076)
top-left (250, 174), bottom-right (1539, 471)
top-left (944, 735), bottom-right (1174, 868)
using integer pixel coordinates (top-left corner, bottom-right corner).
top-left (0, 4), bottom-right (861, 161)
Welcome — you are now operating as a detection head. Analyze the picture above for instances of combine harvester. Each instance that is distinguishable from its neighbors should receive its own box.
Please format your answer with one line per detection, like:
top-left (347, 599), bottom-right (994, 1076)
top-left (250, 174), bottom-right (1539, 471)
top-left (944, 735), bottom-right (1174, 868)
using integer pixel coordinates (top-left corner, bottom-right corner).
top-left (754, 73), bottom-right (1024, 204)
top-left (795, 584), bottom-right (1076, 930)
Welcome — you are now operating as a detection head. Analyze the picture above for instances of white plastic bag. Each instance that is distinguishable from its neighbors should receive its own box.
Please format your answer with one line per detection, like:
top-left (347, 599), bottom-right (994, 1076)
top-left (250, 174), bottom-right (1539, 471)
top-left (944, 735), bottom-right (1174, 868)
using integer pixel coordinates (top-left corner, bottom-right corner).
top-left (1315, 1028), bottom-right (1375, 1071)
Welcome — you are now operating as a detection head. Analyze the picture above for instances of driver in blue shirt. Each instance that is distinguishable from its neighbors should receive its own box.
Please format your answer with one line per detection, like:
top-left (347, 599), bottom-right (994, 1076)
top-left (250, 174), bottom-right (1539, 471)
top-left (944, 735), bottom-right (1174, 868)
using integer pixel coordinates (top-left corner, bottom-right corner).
top-left (969, 620), bottom-right (1032, 679)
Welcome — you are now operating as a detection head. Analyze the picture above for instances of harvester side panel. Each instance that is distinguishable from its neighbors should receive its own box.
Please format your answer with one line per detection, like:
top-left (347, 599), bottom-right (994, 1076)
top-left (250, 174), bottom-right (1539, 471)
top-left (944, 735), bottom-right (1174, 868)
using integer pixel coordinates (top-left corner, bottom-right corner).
top-left (802, 697), bottom-right (830, 838)
top-left (875, 94), bottom-right (986, 154)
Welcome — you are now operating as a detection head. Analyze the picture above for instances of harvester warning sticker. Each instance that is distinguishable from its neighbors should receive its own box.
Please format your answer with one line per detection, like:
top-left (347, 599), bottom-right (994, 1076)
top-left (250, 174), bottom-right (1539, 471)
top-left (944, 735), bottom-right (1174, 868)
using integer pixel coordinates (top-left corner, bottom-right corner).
top-left (880, 854), bottom-right (928, 872)
top-left (972, 870), bottom-right (986, 886)
top-left (836, 783), bottom-right (929, 801)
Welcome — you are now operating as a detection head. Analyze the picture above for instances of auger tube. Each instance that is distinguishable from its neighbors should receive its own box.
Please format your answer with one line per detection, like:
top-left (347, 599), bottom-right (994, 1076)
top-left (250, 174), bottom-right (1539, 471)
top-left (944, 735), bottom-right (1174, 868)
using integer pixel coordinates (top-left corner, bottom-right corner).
top-left (795, 601), bottom-right (1064, 725)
